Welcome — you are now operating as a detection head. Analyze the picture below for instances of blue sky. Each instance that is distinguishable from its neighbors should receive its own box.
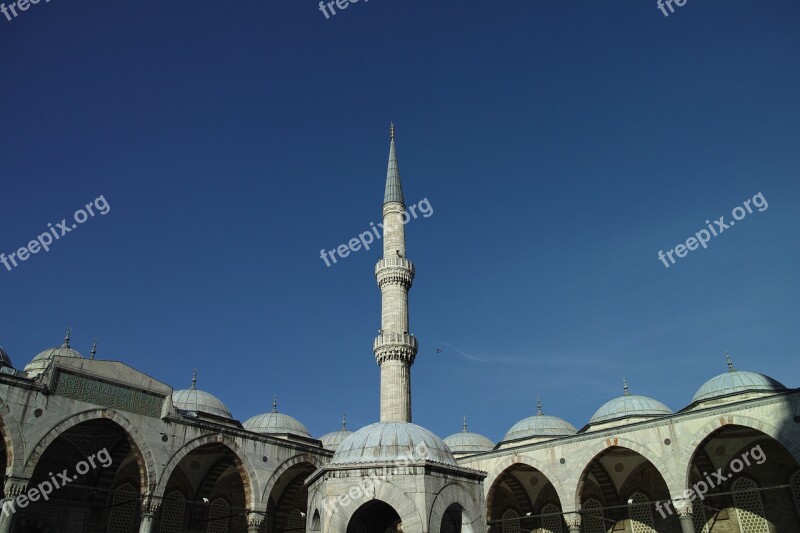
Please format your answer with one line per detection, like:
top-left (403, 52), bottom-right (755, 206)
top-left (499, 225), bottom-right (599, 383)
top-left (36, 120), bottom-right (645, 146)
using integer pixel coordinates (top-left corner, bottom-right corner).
top-left (1, 1), bottom-right (798, 444)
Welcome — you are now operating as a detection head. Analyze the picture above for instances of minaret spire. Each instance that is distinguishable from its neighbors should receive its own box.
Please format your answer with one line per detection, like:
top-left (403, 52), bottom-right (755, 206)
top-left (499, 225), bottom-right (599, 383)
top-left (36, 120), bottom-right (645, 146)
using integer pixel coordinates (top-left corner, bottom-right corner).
top-left (374, 123), bottom-right (417, 423)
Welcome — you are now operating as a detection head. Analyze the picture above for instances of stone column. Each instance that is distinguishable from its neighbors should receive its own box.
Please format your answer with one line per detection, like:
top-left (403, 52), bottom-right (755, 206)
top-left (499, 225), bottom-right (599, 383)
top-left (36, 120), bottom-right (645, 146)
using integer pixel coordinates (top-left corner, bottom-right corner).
top-left (0, 477), bottom-right (29, 533)
top-left (675, 501), bottom-right (694, 533)
top-left (138, 492), bottom-right (158, 533)
top-left (247, 512), bottom-right (263, 533)
top-left (565, 512), bottom-right (581, 533)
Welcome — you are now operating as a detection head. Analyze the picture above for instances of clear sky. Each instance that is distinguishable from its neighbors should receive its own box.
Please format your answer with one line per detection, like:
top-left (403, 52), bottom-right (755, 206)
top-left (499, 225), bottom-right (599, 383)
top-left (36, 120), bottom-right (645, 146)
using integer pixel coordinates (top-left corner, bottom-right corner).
top-left (1, 1), bottom-right (798, 444)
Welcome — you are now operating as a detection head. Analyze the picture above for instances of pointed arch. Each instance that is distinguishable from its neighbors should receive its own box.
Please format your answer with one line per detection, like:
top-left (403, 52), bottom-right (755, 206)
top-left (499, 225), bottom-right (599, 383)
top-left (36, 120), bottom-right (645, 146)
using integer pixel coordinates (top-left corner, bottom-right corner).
top-left (261, 453), bottom-right (324, 503)
top-left (22, 408), bottom-right (156, 490)
top-left (429, 482), bottom-right (483, 533)
top-left (154, 434), bottom-right (260, 510)
top-left (324, 479), bottom-right (424, 533)
top-left (731, 477), bottom-right (769, 532)
top-left (483, 455), bottom-right (569, 516)
top-left (680, 415), bottom-right (800, 490)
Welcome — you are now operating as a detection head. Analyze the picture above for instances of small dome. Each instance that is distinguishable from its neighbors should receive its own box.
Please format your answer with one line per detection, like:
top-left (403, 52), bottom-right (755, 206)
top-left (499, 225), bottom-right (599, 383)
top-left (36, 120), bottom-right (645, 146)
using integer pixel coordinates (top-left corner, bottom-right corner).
top-left (25, 330), bottom-right (83, 378)
top-left (504, 415), bottom-right (577, 441)
top-left (693, 368), bottom-right (786, 403)
top-left (590, 393), bottom-right (672, 425)
top-left (172, 372), bottom-right (233, 419)
top-left (243, 398), bottom-right (311, 438)
top-left (320, 416), bottom-right (354, 451)
top-left (443, 418), bottom-right (495, 454)
top-left (331, 422), bottom-right (457, 466)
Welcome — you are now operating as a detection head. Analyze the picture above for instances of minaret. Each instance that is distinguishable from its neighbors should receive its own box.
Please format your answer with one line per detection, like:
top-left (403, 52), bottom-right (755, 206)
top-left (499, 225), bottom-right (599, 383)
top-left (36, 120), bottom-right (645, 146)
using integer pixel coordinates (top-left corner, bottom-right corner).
top-left (373, 123), bottom-right (418, 423)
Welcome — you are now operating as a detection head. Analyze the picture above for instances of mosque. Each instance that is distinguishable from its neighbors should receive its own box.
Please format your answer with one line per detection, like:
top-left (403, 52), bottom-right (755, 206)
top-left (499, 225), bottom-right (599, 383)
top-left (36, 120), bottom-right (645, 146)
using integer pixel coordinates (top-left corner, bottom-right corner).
top-left (0, 127), bottom-right (798, 533)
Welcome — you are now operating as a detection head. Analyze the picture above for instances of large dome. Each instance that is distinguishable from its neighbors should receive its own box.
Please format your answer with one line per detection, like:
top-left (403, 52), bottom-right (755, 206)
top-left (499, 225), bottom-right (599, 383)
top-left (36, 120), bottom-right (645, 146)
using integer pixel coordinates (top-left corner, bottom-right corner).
top-left (172, 372), bottom-right (233, 419)
top-left (504, 414), bottom-right (577, 441)
top-left (590, 394), bottom-right (672, 425)
top-left (25, 331), bottom-right (83, 378)
top-left (243, 399), bottom-right (311, 438)
top-left (443, 419), bottom-right (495, 455)
top-left (331, 422), bottom-right (457, 466)
top-left (693, 369), bottom-right (786, 403)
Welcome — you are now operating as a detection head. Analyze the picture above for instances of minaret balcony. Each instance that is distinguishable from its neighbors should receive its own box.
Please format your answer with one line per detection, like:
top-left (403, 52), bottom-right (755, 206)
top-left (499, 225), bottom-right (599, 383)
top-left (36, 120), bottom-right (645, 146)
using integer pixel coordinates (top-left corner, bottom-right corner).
top-left (373, 332), bottom-right (418, 364)
top-left (375, 257), bottom-right (415, 288)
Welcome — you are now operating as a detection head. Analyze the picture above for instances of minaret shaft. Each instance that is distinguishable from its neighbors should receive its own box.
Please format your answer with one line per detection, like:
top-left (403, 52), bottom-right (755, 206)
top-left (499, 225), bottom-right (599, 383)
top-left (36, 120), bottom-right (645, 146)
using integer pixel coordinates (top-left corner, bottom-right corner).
top-left (374, 129), bottom-right (417, 423)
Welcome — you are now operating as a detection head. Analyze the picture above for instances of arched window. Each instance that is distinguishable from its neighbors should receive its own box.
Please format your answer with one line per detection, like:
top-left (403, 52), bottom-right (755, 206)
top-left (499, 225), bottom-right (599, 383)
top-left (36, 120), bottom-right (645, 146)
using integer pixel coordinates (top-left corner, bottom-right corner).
top-left (159, 491), bottom-right (187, 533)
top-left (628, 492), bottom-right (655, 533)
top-left (540, 503), bottom-right (563, 533)
top-left (207, 497), bottom-right (230, 533)
top-left (311, 510), bottom-right (321, 531)
top-left (731, 477), bottom-right (769, 533)
top-left (582, 498), bottom-right (604, 533)
top-left (107, 483), bottom-right (138, 533)
top-left (501, 509), bottom-right (520, 533)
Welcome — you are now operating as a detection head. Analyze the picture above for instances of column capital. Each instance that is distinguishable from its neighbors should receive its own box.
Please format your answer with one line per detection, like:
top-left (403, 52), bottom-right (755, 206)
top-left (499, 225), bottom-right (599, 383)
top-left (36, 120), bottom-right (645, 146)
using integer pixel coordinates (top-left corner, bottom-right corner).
top-left (140, 491), bottom-right (159, 515)
top-left (3, 476), bottom-right (29, 499)
top-left (247, 512), bottom-right (264, 531)
top-left (674, 499), bottom-right (693, 517)
top-left (565, 511), bottom-right (582, 527)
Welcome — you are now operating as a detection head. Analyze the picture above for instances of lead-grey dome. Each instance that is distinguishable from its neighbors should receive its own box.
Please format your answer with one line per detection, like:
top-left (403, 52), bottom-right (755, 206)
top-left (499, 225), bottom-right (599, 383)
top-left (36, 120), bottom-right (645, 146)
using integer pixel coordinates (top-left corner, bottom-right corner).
top-left (443, 419), bottom-right (495, 454)
top-left (25, 331), bottom-right (83, 378)
top-left (320, 416), bottom-right (353, 451)
top-left (693, 370), bottom-right (786, 403)
top-left (504, 414), bottom-right (577, 441)
top-left (172, 372), bottom-right (233, 419)
top-left (244, 399), bottom-right (311, 438)
top-left (590, 394), bottom-right (672, 424)
top-left (331, 422), bottom-right (457, 466)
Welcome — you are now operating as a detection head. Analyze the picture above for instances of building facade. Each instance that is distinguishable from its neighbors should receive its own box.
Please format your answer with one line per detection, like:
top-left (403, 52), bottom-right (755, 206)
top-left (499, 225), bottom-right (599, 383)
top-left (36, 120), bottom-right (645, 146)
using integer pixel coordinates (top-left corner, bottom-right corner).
top-left (0, 129), bottom-right (798, 533)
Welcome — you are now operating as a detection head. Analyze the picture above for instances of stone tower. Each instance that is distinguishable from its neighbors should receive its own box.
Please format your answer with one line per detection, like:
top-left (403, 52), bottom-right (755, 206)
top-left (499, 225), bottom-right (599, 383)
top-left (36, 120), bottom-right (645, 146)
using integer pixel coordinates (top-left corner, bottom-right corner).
top-left (373, 123), bottom-right (418, 423)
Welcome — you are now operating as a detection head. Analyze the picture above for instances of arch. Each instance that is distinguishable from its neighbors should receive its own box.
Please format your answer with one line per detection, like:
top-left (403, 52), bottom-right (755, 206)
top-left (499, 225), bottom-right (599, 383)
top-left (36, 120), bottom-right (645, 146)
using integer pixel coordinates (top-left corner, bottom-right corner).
top-left (154, 433), bottom-right (260, 510)
top-left (0, 399), bottom-right (24, 477)
top-left (680, 415), bottom-right (800, 490)
top-left (570, 438), bottom-right (679, 509)
top-left (208, 497), bottom-right (231, 533)
top-left (627, 491), bottom-right (655, 533)
top-left (22, 409), bottom-right (156, 491)
top-left (107, 482), bottom-right (138, 533)
top-left (325, 479), bottom-right (424, 533)
top-left (311, 509), bottom-right (321, 531)
top-left (261, 453), bottom-right (323, 504)
top-left (581, 498), bottom-right (604, 533)
top-left (429, 482), bottom-right (483, 533)
top-left (483, 455), bottom-right (569, 514)
top-left (500, 509), bottom-right (519, 533)
top-left (159, 489), bottom-right (187, 533)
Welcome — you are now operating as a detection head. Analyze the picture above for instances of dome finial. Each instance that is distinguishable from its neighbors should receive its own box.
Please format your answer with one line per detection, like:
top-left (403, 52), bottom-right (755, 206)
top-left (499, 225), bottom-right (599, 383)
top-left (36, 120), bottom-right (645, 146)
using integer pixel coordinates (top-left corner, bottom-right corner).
top-left (537, 395), bottom-right (543, 416)
top-left (272, 394), bottom-right (278, 413)
top-left (90, 339), bottom-right (97, 360)
top-left (725, 351), bottom-right (735, 372)
top-left (63, 327), bottom-right (71, 348)
top-left (390, 122), bottom-right (395, 141)
top-left (623, 378), bottom-right (630, 396)
top-left (462, 415), bottom-right (468, 433)
top-left (342, 414), bottom-right (347, 431)
top-left (191, 369), bottom-right (197, 390)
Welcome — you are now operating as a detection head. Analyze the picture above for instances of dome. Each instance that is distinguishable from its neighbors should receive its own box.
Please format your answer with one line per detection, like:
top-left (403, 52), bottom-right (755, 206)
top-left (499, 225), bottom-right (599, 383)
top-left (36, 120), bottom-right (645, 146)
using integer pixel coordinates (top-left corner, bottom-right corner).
top-left (172, 372), bottom-right (233, 419)
top-left (503, 414), bottom-right (577, 441)
top-left (331, 422), bottom-right (457, 466)
top-left (693, 367), bottom-right (786, 403)
top-left (443, 419), bottom-right (495, 454)
top-left (243, 398), bottom-right (311, 438)
top-left (320, 416), bottom-right (354, 451)
top-left (590, 392), bottom-right (672, 425)
top-left (502, 399), bottom-right (577, 442)
top-left (25, 330), bottom-right (83, 378)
